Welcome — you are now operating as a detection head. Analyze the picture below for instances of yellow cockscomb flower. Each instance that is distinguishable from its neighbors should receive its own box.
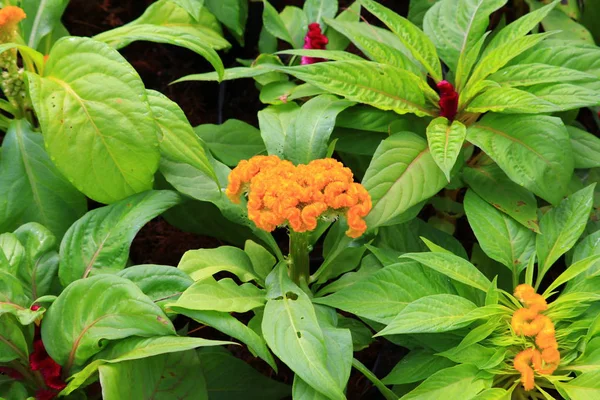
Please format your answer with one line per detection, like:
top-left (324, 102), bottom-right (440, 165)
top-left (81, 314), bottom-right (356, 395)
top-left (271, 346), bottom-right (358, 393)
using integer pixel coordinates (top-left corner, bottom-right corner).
top-left (511, 284), bottom-right (560, 390)
top-left (226, 155), bottom-right (372, 238)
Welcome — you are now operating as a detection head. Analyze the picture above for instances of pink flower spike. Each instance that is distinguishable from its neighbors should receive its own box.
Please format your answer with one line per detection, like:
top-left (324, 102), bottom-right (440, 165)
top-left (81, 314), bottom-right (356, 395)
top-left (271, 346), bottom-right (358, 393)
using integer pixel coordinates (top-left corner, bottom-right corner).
top-left (301, 23), bottom-right (328, 65)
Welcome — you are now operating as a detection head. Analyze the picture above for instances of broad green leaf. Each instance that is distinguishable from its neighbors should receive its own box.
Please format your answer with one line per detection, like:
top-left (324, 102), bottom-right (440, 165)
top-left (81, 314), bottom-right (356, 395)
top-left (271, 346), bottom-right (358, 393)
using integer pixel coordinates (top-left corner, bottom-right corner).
top-left (36, 21), bottom-right (69, 55)
top-left (489, 64), bottom-right (596, 87)
top-left (267, 61), bottom-right (434, 117)
top-left (326, 1), bottom-right (360, 51)
top-left (171, 0), bottom-right (205, 20)
top-left (484, 0), bottom-right (559, 55)
top-left (360, 0), bottom-right (442, 81)
top-left (377, 294), bottom-right (478, 335)
top-left (337, 316), bottom-right (373, 352)
top-left (462, 164), bottom-right (539, 232)
top-left (0, 314), bottom-right (29, 363)
top-left (244, 240), bottom-right (276, 281)
top-left (13, 223), bottom-right (59, 299)
top-left (262, 0), bottom-right (294, 45)
top-left (27, 37), bottom-right (160, 204)
top-left (286, 94), bottom-right (354, 164)
top-left (426, 117), bottom-right (467, 181)
top-left (198, 347), bottom-right (291, 400)
top-left (466, 114), bottom-right (573, 205)
top-left (383, 349), bottom-right (455, 385)
top-left (59, 190), bottom-right (181, 286)
top-left (555, 370), bottom-right (600, 400)
top-left (465, 86), bottom-right (557, 113)
top-left (167, 277), bottom-right (265, 313)
top-left (258, 102), bottom-right (300, 158)
top-left (401, 251), bottom-right (492, 292)
top-left (401, 364), bottom-right (490, 399)
top-left (525, 83), bottom-right (600, 112)
top-left (568, 125), bottom-right (600, 169)
top-left (262, 263), bottom-right (345, 400)
top-left (408, 0), bottom-right (441, 27)
top-left (178, 246), bottom-right (259, 282)
top-left (536, 184), bottom-right (596, 284)
top-left (304, 0), bottom-right (338, 25)
top-left (21, 0), bottom-right (69, 49)
top-left (0, 119), bottom-right (86, 238)
top-left (438, 343), bottom-right (505, 370)
top-left (0, 270), bottom-right (36, 324)
top-left (205, 0), bottom-right (248, 40)
top-left (195, 119), bottom-right (266, 167)
top-left (471, 388), bottom-right (510, 400)
top-left (532, 6), bottom-right (594, 43)
top-left (42, 275), bottom-right (175, 372)
top-left (61, 335), bottom-right (230, 395)
top-left (172, 308), bottom-right (277, 370)
top-left (464, 190), bottom-right (535, 272)
top-left (323, 19), bottom-right (423, 75)
top-left (276, 49), bottom-right (363, 62)
top-left (146, 90), bottom-right (216, 183)
top-left (572, 230), bottom-right (600, 265)
top-left (280, 6), bottom-right (309, 49)
top-left (362, 132), bottom-right (447, 229)
top-left (544, 255), bottom-right (600, 297)
top-left (99, 350), bottom-right (208, 399)
top-left (116, 264), bottom-right (193, 307)
top-left (314, 260), bottom-right (455, 324)
top-left (423, 0), bottom-right (506, 71)
top-left (455, 31), bottom-right (489, 90)
top-left (0, 233), bottom-right (23, 277)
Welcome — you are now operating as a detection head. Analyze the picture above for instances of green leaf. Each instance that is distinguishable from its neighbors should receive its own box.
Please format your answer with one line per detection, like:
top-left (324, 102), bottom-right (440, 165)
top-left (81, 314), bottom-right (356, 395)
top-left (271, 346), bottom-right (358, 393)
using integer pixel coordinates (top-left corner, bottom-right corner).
top-left (304, 0), bottom-right (338, 25)
top-left (465, 86), bottom-right (557, 113)
top-left (489, 64), bottom-right (596, 87)
top-left (205, 0), bottom-right (248, 40)
top-left (377, 294), bottom-right (479, 335)
top-left (534, 6), bottom-right (594, 43)
top-left (0, 270), bottom-right (35, 324)
top-left (525, 83), bottom-right (600, 112)
top-left (116, 264), bottom-right (193, 307)
top-left (21, 0), bottom-right (69, 49)
top-left (401, 364), bottom-right (490, 399)
top-left (13, 222), bottom-right (59, 299)
top-left (170, 0), bottom-right (205, 20)
top-left (59, 190), bottom-right (181, 286)
top-left (99, 350), bottom-right (208, 399)
top-left (0, 119), bottom-right (86, 238)
top-left (401, 251), bottom-right (492, 292)
top-left (383, 349), bottom-right (455, 385)
top-left (195, 119), bottom-right (266, 167)
top-left (362, 132), bottom-right (447, 229)
top-left (167, 277), bottom-right (265, 313)
top-left (536, 184), bottom-right (596, 285)
top-left (262, 263), bottom-right (345, 400)
top-left (325, 1), bottom-right (360, 51)
top-left (27, 37), bottom-right (160, 204)
top-left (178, 246), bottom-right (259, 282)
top-left (146, 90), bottom-right (216, 183)
top-left (198, 347), bottom-right (291, 400)
top-left (262, 0), bottom-right (294, 45)
top-left (568, 125), bottom-right (600, 169)
top-left (464, 190), bottom-right (535, 273)
top-left (462, 164), bottom-right (539, 232)
top-left (286, 94), bottom-right (354, 164)
top-left (244, 240), bottom-right (276, 281)
top-left (42, 275), bottom-right (175, 372)
top-left (544, 255), bottom-right (600, 297)
top-left (323, 19), bottom-right (423, 75)
top-left (314, 260), bottom-right (455, 324)
top-left (0, 233), bottom-right (24, 277)
top-left (258, 103), bottom-right (300, 158)
top-left (423, 0), bottom-right (506, 71)
top-left (426, 117), bottom-right (467, 181)
top-left (61, 335), bottom-right (229, 395)
top-left (0, 314), bottom-right (29, 363)
top-left (555, 370), bottom-right (600, 399)
top-left (408, 0), bottom-right (441, 27)
top-left (267, 61), bottom-right (434, 117)
top-left (466, 114), bottom-right (573, 205)
top-left (171, 308), bottom-right (277, 370)
top-left (573, 230), bottom-right (600, 265)
top-left (360, 0), bottom-right (442, 81)
top-left (280, 6), bottom-right (309, 49)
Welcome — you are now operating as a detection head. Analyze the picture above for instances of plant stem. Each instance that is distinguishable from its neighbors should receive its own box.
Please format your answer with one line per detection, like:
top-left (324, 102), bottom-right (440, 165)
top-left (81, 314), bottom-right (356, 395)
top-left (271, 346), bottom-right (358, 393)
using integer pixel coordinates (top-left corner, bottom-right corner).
top-left (351, 358), bottom-right (397, 400)
top-left (289, 231), bottom-right (310, 289)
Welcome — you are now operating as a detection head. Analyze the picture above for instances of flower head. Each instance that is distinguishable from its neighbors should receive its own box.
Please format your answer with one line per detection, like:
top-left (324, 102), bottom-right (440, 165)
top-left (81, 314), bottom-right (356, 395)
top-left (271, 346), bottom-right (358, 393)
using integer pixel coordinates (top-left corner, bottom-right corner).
top-left (437, 80), bottom-right (459, 120)
top-left (226, 156), bottom-right (371, 238)
top-left (0, 6), bottom-right (26, 41)
top-left (302, 23), bottom-right (328, 65)
top-left (30, 334), bottom-right (66, 400)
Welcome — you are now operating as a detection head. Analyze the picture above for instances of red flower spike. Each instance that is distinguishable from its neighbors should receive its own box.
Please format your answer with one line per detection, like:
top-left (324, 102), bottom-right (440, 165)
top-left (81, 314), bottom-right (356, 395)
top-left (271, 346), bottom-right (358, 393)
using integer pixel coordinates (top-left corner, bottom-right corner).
top-left (437, 80), bottom-right (459, 121)
top-left (30, 339), bottom-right (66, 397)
top-left (302, 23), bottom-right (328, 65)
top-left (36, 389), bottom-right (59, 400)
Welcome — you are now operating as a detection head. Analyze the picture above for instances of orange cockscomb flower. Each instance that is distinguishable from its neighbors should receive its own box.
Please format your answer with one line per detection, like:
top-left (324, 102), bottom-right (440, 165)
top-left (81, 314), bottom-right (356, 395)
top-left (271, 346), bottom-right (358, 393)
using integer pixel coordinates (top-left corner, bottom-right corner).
top-left (226, 155), bottom-right (372, 238)
top-left (0, 6), bottom-right (26, 40)
top-left (511, 284), bottom-right (560, 390)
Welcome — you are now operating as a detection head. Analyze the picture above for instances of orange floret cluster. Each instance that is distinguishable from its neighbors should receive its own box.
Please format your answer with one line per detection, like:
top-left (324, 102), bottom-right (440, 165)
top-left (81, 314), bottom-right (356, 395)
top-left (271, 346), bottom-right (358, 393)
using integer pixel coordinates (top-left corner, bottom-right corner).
top-left (225, 155), bottom-right (372, 238)
top-left (511, 284), bottom-right (560, 391)
top-left (0, 6), bottom-right (26, 29)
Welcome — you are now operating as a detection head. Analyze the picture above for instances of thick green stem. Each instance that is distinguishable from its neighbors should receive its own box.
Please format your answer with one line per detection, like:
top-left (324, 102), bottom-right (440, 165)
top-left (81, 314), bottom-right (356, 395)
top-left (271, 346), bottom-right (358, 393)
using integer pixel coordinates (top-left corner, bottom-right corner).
top-left (289, 231), bottom-right (310, 288)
